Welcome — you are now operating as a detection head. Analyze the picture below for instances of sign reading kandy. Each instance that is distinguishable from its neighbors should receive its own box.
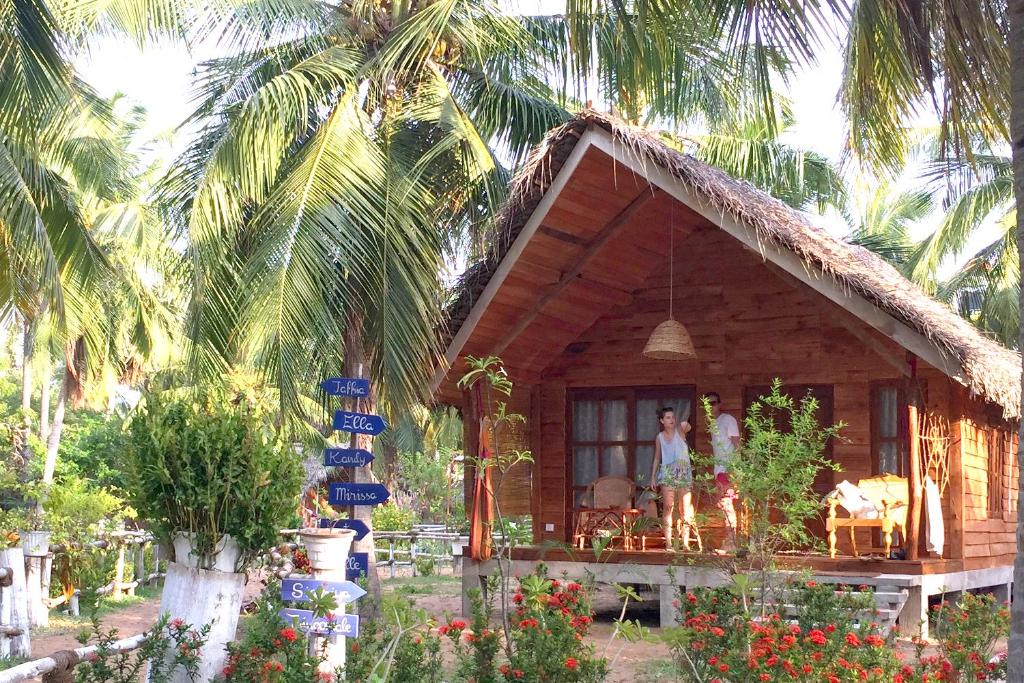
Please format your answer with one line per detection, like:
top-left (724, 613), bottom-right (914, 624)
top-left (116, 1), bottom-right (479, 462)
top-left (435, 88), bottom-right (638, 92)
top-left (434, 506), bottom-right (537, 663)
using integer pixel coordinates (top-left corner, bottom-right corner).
top-left (332, 410), bottom-right (387, 436)
top-left (318, 518), bottom-right (370, 541)
top-left (320, 377), bottom-right (371, 397)
top-left (281, 578), bottom-right (366, 605)
top-left (323, 448), bottom-right (375, 468)
top-left (346, 552), bottom-right (369, 580)
top-left (279, 608), bottom-right (360, 636)
top-left (328, 483), bottom-right (390, 506)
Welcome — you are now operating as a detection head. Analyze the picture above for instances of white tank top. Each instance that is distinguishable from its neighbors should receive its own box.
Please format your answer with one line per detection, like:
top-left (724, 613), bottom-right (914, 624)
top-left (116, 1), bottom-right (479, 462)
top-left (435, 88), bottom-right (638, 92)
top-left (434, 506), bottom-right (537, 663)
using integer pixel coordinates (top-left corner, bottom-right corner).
top-left (658, 431), bottom-right (689, 466)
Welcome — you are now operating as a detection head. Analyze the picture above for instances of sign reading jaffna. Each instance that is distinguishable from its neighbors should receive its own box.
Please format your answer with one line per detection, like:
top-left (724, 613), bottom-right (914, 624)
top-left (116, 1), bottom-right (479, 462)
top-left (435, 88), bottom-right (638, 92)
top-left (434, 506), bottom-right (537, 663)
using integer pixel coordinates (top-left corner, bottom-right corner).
top-left (281, 579), bottom-right (366, 605)
top-left (329, 483), bottom-right (390, 506)
top-left (324, 448), bottom-right (375, 468)
top-left (320, 377), bottom-right (370, 397)
top-left (332, 410), bottom-right (387, 436)
top-left (279, 609), bottom-right (360, 636)
top-left (319, 518), bottom-right (370, 541)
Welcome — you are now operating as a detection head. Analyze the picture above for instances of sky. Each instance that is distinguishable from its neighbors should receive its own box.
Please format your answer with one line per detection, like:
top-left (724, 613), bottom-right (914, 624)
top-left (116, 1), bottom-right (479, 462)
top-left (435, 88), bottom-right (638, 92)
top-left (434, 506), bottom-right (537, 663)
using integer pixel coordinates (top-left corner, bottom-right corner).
top-left (74, 1), bottom-right (999, 277)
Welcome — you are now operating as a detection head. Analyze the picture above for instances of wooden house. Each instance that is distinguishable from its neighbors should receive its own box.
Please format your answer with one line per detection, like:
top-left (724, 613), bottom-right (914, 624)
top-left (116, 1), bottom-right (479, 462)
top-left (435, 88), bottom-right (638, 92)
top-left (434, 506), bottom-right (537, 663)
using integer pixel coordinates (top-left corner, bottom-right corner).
top-left (432, 112), bottom-right (1021, 635)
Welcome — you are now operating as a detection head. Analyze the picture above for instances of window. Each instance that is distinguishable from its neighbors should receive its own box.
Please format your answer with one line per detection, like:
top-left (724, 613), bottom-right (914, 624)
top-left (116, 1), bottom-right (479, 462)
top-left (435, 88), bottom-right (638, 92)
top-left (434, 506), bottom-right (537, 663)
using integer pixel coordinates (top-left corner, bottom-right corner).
top-left (568, 387), bottom-right (695, 508)
top-left (870, 382), bottom-right (908, 476)
top-left (743, 384), bottom-right (835, 494)
top-left (987, 426), bottom-right (1008, 518)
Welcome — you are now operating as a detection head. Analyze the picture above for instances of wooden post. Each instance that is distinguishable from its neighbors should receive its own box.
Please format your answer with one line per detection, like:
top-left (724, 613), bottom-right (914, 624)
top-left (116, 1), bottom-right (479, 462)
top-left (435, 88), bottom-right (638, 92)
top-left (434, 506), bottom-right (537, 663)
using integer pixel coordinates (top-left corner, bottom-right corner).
top-left (0, 549), bottom-right (31, 658)
top-left (907, 392), bottom-right (923, 560)
top-left (24, 557), bottom-right (47, 628)
top-left (113, 543), bottom-right (126, 599)
top-left (151, 543), bottom-right (161, 583)
top-left (133, 544), bottom-right (145, 596)
top-left (40, 555), bottom-right (52, 612)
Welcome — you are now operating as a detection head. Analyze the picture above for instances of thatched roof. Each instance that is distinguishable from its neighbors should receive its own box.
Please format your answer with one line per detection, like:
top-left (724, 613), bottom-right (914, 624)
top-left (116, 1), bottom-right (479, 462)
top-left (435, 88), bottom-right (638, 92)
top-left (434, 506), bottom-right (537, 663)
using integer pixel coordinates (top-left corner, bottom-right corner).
top-left (447, 110), bottom-right (1022, 419)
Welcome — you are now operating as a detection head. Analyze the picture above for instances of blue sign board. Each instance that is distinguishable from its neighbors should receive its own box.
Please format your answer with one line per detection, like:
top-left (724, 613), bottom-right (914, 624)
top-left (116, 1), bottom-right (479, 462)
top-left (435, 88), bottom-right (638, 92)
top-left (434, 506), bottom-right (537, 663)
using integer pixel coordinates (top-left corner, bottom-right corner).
top-left (329, 483), bottom-right (390, 506)
top-left (346, 552), bottom-right (369, 581)
top-left (320, 378), bottom-right (371, 398)
top-left (324, 448), bottom-right (374, 468)
top-left (332, 410), bottom-right (387, 436)
top-left (279, 609), bottom-right (360, 636)
top-left (281, 578), bottom-right (366, 605)
top-left (318, 518), bottom-right (370, 541)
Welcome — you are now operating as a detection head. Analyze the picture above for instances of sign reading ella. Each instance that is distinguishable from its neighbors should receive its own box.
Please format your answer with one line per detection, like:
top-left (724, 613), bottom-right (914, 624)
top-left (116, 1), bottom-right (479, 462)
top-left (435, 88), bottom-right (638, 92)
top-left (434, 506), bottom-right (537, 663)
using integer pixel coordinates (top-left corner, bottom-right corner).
top-left (332, 410), bottom-right (387, 436)
top-left (320, 377), bottom-right (370, 397)
top-left (346, 552), bottom-right (369, 580)
top-left (328, 483), bottom-right (390, 506)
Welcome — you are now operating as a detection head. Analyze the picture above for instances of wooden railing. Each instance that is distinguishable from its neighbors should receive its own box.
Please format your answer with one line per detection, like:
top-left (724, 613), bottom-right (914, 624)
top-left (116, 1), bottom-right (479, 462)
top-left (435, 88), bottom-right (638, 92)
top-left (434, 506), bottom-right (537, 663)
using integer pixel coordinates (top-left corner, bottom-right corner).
top-left (0, 632), bottom-right (151, 683)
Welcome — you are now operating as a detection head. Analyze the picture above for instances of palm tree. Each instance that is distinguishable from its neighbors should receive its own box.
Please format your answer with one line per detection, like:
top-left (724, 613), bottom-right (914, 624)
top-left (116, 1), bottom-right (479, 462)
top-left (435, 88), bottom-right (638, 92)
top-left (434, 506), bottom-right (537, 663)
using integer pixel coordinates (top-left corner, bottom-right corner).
top-left (1009, 1), bottom-right (1024, 668)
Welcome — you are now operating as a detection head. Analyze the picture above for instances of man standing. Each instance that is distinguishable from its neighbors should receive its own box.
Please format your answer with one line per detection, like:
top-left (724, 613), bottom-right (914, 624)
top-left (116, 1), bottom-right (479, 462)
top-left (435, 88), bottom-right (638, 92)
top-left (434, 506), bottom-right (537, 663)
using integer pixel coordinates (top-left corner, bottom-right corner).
top-left (707, 392), bottom-right (740, 551)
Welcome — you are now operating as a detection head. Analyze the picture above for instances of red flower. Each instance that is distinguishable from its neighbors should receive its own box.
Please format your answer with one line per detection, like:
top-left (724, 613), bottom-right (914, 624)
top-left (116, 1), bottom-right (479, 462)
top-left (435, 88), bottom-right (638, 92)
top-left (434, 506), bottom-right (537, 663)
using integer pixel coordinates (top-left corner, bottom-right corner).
top-left (845, 632), bottom-right (861, 647)
top-left (279, 627), bottom-right (298, 643)
top-left (513, 671), bottom-right (524, 679)
top-left (170, 618), bottom-right (185, 630)
top-left (564, 657), bottom-right (578, 670)
top-left (825, 624), bottom-right (837, 633)
top-left (718, 663), bottom-right (730, 672)
top-left (450, 620), bottom-right (467, 630)
top-left (316, 673), bottom-right (334, 682)
top-left (512, 593), bottom-right (523, 604)
top-left (568, 582), bottom-right (583, 592)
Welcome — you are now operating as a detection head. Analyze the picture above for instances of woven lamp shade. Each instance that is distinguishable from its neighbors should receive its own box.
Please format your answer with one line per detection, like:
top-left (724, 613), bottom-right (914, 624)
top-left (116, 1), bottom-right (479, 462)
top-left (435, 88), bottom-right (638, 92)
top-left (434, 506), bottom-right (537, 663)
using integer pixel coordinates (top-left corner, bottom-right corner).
top-left (642, 318), bottom-right (696, 360)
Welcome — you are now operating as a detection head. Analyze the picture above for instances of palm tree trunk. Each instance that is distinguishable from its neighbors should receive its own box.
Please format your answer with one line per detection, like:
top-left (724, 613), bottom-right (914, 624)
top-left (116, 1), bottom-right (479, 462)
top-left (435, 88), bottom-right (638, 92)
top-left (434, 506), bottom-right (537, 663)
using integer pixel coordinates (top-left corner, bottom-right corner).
top-left (20, 322), bottom-right (31, 414)
top-left (39, 359), bottom-right (49, 440)
top-left (1010, 0), bottom-right (1024, 676)
top-left (42, 373), bottom-right (68, 486)
top-left (343, 318), bottom-right (382, 614)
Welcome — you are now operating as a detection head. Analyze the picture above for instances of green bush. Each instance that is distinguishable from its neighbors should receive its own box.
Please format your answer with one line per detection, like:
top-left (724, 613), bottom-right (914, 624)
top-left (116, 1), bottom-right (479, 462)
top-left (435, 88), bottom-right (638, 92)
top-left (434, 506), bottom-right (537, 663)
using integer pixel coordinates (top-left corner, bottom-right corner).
top-left (373, 504), bottom-right (416, 531)
top-left (123, 383), bottom-right (304, 570)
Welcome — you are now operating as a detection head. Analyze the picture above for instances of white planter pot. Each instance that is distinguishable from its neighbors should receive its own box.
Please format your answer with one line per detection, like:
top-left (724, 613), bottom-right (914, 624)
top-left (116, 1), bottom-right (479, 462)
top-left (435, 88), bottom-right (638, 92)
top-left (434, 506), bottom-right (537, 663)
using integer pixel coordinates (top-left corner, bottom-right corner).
top-left (298, 528), bottom-right (355, 573)
top-left (20, 530), bottom-right (51, 557)
top-left (155, 562), bottom-right (244, 683)
top-left (172, 532), bottom-right (241, 572)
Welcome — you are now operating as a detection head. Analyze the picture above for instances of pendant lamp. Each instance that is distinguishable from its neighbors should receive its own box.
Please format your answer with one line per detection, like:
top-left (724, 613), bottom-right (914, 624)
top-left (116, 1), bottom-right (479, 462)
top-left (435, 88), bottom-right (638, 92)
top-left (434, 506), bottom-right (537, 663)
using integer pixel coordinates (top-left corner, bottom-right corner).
top-left (642, 203), bottom-right (696, 360)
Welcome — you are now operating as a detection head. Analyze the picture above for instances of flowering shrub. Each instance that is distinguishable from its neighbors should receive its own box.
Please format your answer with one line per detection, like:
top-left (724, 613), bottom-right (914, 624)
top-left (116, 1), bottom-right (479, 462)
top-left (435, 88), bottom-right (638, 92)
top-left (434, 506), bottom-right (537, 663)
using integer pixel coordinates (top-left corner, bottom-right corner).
top-left (75, 613), bottom-right (210, 683)
top-left (503, 574), bottom-right (607, 682)
top-left (342, 592), bottom-right (443, 682)
top-left (665, 582), bottom-right (901, 682)
top-left (906, 592), bottom-right (1009, 682)
top-left (220, 595), bottom-right (324, 683)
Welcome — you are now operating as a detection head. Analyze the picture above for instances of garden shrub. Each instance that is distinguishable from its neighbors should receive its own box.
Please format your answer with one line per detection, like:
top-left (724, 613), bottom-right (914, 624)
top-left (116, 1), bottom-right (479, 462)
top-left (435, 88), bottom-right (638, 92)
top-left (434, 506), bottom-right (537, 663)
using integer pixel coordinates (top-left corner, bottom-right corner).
top-left (123, 382), bottom-right (304, 570)
top-left (371, 504), bottom-right (416, 531)
top-left (75, 613), bottom-right (210, 683)
top-left (665, 581), bottom-right (901, 682)
top-left (908, 592), bottom-right (1008, 682)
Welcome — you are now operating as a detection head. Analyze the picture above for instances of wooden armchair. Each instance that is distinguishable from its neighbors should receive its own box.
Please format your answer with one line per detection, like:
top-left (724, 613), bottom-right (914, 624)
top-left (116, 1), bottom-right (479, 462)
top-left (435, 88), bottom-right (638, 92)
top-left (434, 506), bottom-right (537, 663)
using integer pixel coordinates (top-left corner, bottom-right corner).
top-left (826, 474), bottom-right (909, 559)
top-left (573, 476), bottom-right (640, 550)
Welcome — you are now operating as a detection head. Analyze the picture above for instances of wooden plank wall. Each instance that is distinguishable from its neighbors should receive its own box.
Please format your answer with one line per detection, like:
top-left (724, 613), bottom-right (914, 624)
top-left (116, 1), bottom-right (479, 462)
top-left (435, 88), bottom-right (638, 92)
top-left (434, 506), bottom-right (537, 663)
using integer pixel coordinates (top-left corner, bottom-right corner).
top-left (958, 388), bottom-right (1019, 567)
top-left (524, 224), bottom-right (962, 557)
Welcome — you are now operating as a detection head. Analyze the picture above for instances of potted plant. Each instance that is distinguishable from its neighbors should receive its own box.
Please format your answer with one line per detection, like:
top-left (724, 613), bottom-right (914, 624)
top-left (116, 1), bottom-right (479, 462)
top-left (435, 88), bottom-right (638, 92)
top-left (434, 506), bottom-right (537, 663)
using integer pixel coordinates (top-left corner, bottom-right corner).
top-left (122, 379), bottom-right (304, 681)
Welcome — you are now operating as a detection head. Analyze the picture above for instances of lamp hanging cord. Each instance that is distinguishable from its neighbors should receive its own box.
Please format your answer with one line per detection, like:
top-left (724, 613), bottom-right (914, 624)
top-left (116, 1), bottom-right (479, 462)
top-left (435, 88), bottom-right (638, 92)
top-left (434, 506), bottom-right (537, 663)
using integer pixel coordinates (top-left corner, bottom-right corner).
top-left (669, 201), bottom-right (674, 320)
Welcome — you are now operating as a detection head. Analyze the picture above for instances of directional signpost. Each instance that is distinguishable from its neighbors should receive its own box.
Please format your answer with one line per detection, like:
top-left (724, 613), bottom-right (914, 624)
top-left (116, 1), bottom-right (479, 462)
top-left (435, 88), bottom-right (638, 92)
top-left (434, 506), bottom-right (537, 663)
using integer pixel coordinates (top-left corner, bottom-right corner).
top-left (279, 609), bottom-right (360, 637)
top-left (320, 377), bottom-right (371, 397)
top-left (346, 553), bottom-right (369, 581)
top-left (323, 448), bottom-right (374, 468)
top-left (281, 578), bottom-right (366, 605)
top-left (318, 518), bottom-right (370, 541)
top-left (332, 410), bottom-right (388, 436)
top-left (328, 483), bottom-right (390, 506)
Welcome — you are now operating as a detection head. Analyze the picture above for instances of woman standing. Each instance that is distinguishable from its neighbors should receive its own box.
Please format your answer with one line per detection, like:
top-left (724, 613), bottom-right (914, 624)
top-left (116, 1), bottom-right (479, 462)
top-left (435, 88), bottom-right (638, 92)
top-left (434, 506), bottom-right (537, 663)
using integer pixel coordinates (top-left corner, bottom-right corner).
top-left (649, 407), bottom-right (697, 550)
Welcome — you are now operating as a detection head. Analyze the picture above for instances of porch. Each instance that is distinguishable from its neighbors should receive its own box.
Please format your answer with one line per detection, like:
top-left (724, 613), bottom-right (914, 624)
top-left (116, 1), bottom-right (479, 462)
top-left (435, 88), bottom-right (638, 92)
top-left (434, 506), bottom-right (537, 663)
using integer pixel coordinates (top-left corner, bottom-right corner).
top-left (460, 548), bottom-right (1014, 639)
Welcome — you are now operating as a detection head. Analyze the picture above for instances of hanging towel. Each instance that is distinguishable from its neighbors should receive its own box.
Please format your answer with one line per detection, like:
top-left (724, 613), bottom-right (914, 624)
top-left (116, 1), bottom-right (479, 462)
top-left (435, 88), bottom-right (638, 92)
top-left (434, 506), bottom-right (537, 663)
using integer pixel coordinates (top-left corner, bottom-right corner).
top-left (924, 475), bottom-right (944, 555)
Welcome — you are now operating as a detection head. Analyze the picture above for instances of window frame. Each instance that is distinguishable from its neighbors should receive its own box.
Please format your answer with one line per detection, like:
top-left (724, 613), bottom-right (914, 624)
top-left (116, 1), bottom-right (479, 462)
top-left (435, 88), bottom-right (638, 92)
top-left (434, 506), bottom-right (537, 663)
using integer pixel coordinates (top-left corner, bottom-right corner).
top-left (986, 418), bottom-right (1009, 519)
top-left (870, 380), bottom-right (909, 477)
top-left (566, 385), bottom-right (697, 514)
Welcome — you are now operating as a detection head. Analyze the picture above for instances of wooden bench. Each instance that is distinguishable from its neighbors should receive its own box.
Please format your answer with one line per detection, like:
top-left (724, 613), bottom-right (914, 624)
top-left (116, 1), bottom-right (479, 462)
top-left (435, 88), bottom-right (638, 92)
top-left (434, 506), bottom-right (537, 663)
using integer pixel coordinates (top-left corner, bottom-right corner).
top-left (826, 474), bottom-right (908, 559)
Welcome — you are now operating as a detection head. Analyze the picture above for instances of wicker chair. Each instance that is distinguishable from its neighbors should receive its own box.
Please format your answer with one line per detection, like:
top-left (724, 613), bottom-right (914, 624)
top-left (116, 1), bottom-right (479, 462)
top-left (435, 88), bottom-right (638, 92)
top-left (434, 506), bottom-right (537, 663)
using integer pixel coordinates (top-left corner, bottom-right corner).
top-left (572, 476), bottom-right (640, 550)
